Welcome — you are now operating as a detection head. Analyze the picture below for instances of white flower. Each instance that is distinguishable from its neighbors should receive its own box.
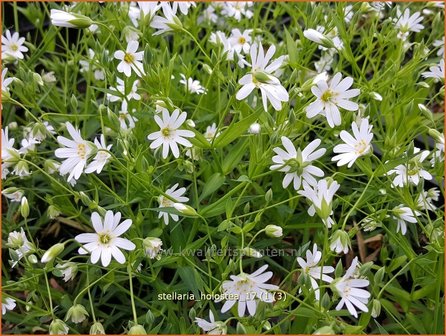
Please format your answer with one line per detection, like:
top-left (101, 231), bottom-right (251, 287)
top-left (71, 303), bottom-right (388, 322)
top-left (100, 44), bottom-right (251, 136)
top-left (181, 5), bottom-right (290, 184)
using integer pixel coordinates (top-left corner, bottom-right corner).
top-left (150, 3), bottom-right (182, 35)
top-left (55, 122), bottom-right (94, 183)
top-left (2, 297), bottom-right (16, 315)
top-left (270, 136), bottom-right (326, 190)
top-left (221, 2), bottom-right (253, 21)
top-left (85, 135), bottom-right (112, 174)
top-left (332, 118), bottom-right (373, 168)
top-left (236, 43), bottom-right (289, 111)
top-left (229, 29), bottom-right (252, 54)
top-left (298, 179), bottom-right (340, 228)
top-left (393, 7), bottom-right (424, 40)
top-left (391, 205), bottom-right (420, 235)
top-left (79, 49), bottom-right (105, 81)
top-left (334, 257), bottom-right (371, 318)
top-left (50, 9), bottom-right (92, 28)
top-left (147, 108), bottom-right (195, 158)
top-left (179, 74), bottom-right (207, 94)
top-left (143, 237), bottom-right (163, 259)
top-left (173, 1), bottom-right (196, 15)
top-left (118, 101), bottom-right (138, 131)
top-left (422, 60), bottom-right (444, 82)
top-left (219, 265), bottom-right (279, 317)
top-left (198, 5), bottom-right (218, 24)
top-left (431, 133), bottom-right (444, 165)
top-left (129, 2), bottom-right (160, 26)
top-left (195, 311), bottom-right (227, 335)
top-left (55, 262), bottom-right (78, 282)
top-left (433, 38), bottom-right (444, 56)
top-left (416, 188), bottom-right (439, 211)
top-left (204, 123), bottom-right (220, 142)
top-left (265, 224), bottom-right (282, 238)
top-left (2, 127), bottom-right (20, 176)
top-left (107, 78), bottom-right (141, 102)
top-left (306, 72), bottom-right (360, 128)
top-left (7, 228), bottom-right (33, 266)
top-left (329, 230), bottom-right (351, 254)
top-left (2, 68), bottom-right (14, 93)
top-left (75, 211), bottom-right (136, 267)
top-left (387, 147), bottom-right (432, 187)
top-left (297, 244), bottom-right (334, 300)
top-left (2, 188), bottom-right (24, 202)
top-left (114, 40), bottom-right (145, 78)
top-left (2, 30), bottom-right (28, 60)
top-left (158, 183), bottom-right (189, 225)
top-left (19, 136), bottom-right (40, 154)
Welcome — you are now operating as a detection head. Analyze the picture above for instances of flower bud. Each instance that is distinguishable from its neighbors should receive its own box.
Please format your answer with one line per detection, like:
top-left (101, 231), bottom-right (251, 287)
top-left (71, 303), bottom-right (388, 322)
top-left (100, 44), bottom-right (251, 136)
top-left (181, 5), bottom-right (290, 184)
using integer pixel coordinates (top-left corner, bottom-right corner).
top-left (20, 196), bottom-right (30, 218)
top-left (90, 321), bottom-right (106, 334)
top-left (128, 324), bottom-right (147, 335)
top-left (265, 225), bottom-right (283, 238)
top-left (428, 129), bottom-right (444, 143)
top-left (49, 319), bottom-right (69, 334)
top-left (264, 188), bottom-right (273, 202)
top-left (41, 243), bottom-right (65, 263)
top-left (28, 254), bottom-right (38, 264)
top-left (242, 247), bottom-right (262, 258)
top-left (370, 92), bottom-right (383, 101)
top-left (185, 119), bottom-right (196, 128)
top-left (303, 29), bottom-right (334, 48)
top-left (2, 187), bottom-right (24, 202)
top-left (50, 9), bottom-right (93, 28)
top-left (329, 230), bottom-right (350, 254)
top-left (33, 73), bottom-right (44, 86)
top-left (173, 203), bottom-right (198, 217)
top-left (66, 304), bottom-right (89, 324)
top-left (371, 299), bottom-right (381, 318)
top-left (44, 159), bottom-right (60, 174)
top-left (47, 205), bottom-right (61, 219)
top-left (143, 237), bottom-right (163, 259)
top-left (248, 122), bottom-right (261, 134)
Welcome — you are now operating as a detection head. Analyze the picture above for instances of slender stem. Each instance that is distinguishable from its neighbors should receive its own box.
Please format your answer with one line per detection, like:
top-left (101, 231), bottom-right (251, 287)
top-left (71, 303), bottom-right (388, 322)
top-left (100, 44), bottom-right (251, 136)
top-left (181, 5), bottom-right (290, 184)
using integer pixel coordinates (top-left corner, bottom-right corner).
top-left (43, 272), bottom-right (55, 318)
top-left (87, 268), bottom-right (97, 323)
top-left (128, 265), bottom-right (139, 324)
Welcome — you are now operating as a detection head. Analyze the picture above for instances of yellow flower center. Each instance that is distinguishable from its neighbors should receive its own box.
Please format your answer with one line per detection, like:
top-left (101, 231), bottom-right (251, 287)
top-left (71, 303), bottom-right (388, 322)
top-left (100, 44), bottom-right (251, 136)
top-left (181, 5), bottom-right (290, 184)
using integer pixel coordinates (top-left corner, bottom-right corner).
top-left (99, 233), bottom-right (112, 244)
top-left (11, 44), bottom-right (18, 52)
top-left (124, 53), bottom-right (135, 64)
top-left (161, 127), bottom-right (171, 137)
top-left (77, 143), bottom-right (87, 159)
top-left (321, 90), bottom-right (334, 102)
top-left (238, 36), bottom-right (246, 44)
top-left (354, 140), bottom-right (368, 155)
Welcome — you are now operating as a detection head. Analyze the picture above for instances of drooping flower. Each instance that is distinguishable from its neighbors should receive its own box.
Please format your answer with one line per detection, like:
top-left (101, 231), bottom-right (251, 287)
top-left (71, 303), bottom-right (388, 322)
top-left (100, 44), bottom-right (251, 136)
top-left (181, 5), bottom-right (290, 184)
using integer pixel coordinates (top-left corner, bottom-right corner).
top-left (334, 257), bottom-right (371, 318)
top-left (329, 230), bottom-right (351, 254)
top-left (179, 74), bottom-right (207, 94)
top-left (157, 183), bottom-right (189, 225)
top-left (147, 108), bottom-right (195, 159)
top-left (387, 147), bottom-right (432, 187)
top-left (55, 122), bottom-right (94, 183)
top-left (150, 3), bottom-right (182, 35)
top-left (416, 188), bottom-right (439, 211)
top-left (236, 43), bottom-right (289, 111)
top-left (195, 311), bottom-right (227, 335)
top-left (203, 123), bottom-right (220, 142)
top-left (332, 118), bottom-right (373, 168)
top-left (75, 211), bottom-right (136, 267)
top-left (2, 187), bottom-right (24, 202)
top-left (306, 72), bottom-right (360, 128)
top-left (421, 60), bottom-right (444, 82)
top-left (219, 265), bottom-right (279, 317)
top-left (2, 297), bottom-right (16, 315)
top-left (114, 41), bottom-right (145, 78)
top-left (391, 205), bottom-right (420, 235)
top-left (270, 136), bottom-right (326, 190)
top-left (85, 135), bottom-right (112, 174)
top-left (298, 178), bottom-right (340, 228)
top-left (1, 29), bottom-right (28, 60)
top-left (393, 7), bottom-right (424, 41)
top-left (6, 228), bottom-right (33, 267)
top-left (297, 244), bottom-right (334, 300)
top-left (55, 262), bottom-right (78, 282)
top-left (50, 9), bottom-right (92, 28)
top-left (143, 237), bottom-right (163, 259)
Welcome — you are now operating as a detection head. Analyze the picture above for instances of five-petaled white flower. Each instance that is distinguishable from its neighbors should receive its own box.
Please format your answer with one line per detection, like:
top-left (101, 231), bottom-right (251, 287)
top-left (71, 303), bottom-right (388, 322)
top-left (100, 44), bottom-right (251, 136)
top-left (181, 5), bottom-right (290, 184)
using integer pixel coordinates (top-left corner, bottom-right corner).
top-left (332, 117), bottom-right (373, 168)
top-left (179, 74), bottom-right (207, 94)
top-left (55, 122), bottom-right (94, 183)
top-left (114, 41), bottom-right (145, 78)
top-left (85, 135), bottom-right (112, 174)
top-left (158, 184), bottom-right (189, 225)
top-left (298, 178), bottom-right (340, 228)
top-left (334, 257), bottom-right (371, 318)
top-left (391, 205), bottom-right (420, 235)
top-left (219, 264), bottom-right (279, 317)
top-left (228, 29), bottom-right (252, 54)
top-left (75, 211), bottom-right (136, 267)
top-left (195, 311), bottom-right (227, 335)
top-left (270, 136), bottom-right (326, 190)
top-left (236, 43), bottom-right (289, 111)
top-left (147, 108), bottom-right (195, 159)
top-left (2, 30), bottom-right (28, 60)
top-left (393, 7), bottom-right (424, 41)
top-left (297, 244), bottom-right (334, 300)
top-left (306, 72), bottom-right (360, 128)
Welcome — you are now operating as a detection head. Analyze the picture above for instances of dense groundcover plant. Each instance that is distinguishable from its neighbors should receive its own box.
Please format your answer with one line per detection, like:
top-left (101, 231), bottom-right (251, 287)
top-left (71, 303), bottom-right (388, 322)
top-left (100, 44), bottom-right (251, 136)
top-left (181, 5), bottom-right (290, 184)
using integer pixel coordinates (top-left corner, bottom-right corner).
top-left (1, 1), bottom-right (445, 334)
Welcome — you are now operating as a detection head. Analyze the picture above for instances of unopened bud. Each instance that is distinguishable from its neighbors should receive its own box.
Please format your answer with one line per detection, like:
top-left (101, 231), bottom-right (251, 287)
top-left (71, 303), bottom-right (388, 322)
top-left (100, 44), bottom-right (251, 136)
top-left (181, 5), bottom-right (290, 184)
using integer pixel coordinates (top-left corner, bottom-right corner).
top-left (66, 304), bottom-right (89, 324)
top-left (128, 324), bottom-right (147, 335)
top-left (173, 203), bottom-right (198, 217)
top-left (41, 243), bottom-right (65, 263)
top-left (265, 225), bottom-right (283, 238)
top-left (20, 197), bottom-right (30, 218)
